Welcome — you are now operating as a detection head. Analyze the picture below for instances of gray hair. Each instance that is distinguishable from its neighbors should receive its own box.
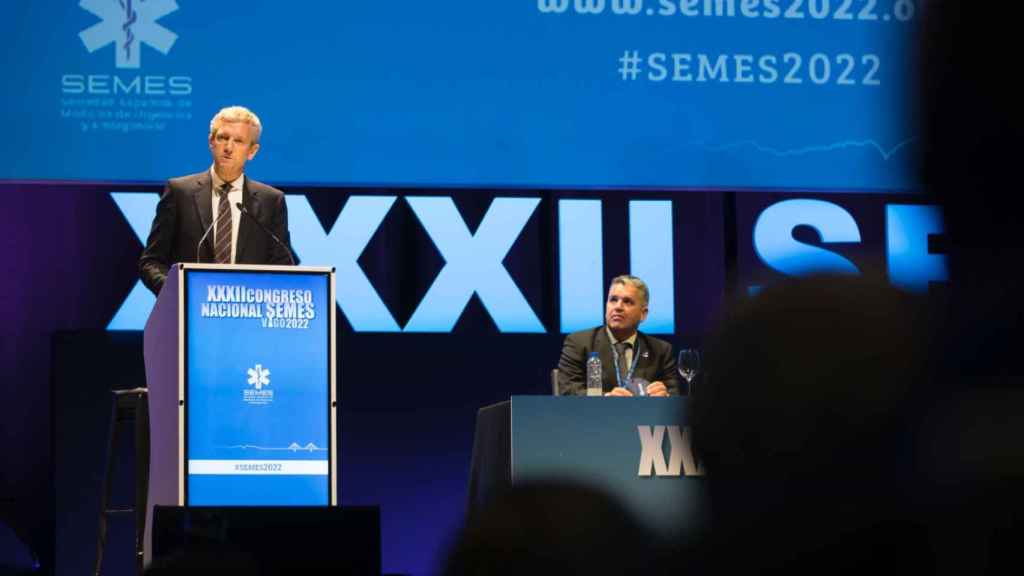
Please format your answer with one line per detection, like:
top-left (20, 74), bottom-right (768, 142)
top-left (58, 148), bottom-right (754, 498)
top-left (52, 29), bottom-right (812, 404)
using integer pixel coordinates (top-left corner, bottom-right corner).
top-left (209, 105), bottom-right (262, 144)
top-left (609, 275), bottom-right (649, 306)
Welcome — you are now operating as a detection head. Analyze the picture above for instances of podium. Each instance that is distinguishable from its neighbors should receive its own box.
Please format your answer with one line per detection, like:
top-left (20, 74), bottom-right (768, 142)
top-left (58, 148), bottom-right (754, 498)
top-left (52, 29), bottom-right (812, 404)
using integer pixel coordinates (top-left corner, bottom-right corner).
top-left (142, 263), bottom-right (337, 561)
top-left (468, 396), bottom-right (706, 536)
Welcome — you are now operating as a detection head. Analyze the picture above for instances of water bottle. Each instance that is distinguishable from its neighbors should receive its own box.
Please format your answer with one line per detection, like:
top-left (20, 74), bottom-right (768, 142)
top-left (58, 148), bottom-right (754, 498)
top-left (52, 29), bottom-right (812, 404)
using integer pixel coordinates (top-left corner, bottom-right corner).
top-left (586, 352), bottom-right (603, 397)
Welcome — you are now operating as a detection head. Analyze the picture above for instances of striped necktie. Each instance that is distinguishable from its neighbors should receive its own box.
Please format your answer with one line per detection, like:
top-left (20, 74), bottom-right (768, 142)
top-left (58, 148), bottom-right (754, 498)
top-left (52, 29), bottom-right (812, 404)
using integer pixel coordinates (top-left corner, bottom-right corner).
top-left (214, 182), bottom-right (232, 264)
top-left (614, 341), bottom-right (632, 386)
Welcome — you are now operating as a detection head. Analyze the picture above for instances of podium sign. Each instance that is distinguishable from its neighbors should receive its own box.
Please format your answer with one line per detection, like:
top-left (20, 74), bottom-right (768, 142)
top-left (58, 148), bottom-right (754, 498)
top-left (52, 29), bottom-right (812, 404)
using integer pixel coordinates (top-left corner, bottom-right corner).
top-left (144, 263), bottom-right (337, 560)
top-left (184, 268), bottom-right (333, 505)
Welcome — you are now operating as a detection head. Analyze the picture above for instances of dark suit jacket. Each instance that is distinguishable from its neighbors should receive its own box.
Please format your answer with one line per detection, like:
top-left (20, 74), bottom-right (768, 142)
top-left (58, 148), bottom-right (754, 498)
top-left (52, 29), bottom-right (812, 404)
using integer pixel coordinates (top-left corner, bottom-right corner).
top-left (138, 171), bottom-right (292, 295)
top-left (557, 326), bottom-right (679, 396)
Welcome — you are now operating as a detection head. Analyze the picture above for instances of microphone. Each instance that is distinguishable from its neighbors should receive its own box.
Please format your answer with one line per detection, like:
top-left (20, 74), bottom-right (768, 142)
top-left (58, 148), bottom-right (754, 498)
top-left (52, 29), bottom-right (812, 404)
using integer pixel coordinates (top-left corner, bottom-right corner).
top-left (235, 202), bottom-right (296, 265)
top-left (196, 219), bottom-right (216, 263)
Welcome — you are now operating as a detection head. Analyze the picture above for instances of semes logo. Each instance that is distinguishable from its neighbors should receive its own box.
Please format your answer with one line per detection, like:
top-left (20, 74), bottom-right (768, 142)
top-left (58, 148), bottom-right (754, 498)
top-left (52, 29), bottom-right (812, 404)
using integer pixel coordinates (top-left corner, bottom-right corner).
top-left (244, 363), bottom-right (274, 405)
top-left (247, 363), bottom-right (270, 390)
top-left (79, 0), bottom-right (179, 69)
top-left (68, 0), bottom-right (191, 97)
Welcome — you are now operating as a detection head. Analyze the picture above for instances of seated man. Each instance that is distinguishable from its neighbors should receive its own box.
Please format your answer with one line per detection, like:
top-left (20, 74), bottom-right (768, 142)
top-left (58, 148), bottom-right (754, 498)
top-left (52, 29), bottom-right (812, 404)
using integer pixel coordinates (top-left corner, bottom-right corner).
top-left (557, 275), bottom-right (678, 396)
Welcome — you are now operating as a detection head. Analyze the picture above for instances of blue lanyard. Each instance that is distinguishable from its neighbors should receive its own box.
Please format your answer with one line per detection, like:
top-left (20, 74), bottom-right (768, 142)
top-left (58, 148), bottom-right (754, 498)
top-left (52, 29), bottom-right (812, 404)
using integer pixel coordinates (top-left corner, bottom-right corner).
top-left (611, 342), bottom-right (644, 396)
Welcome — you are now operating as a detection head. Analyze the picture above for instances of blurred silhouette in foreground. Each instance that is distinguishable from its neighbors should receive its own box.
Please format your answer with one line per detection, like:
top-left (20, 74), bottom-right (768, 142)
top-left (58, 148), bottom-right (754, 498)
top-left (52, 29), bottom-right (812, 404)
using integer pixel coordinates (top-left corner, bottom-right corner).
top-left (441, 481), bottom-right (668, 575)
top-left (918, 1), bottom-right (1024, 573)
top-left (690, 274), bottom-right (932, 573)
top-left (920, 0), bottom-right (1024, 393)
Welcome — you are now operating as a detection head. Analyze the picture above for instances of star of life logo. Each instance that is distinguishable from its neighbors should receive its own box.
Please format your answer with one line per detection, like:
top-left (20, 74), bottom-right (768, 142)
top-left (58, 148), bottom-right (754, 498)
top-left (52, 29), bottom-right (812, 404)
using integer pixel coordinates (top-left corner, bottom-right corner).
top-left (78, 0), bottom-right (180, 69)
top-left (244, 363), bottom-right (274, 405)
top-left (247, 364), bottom-right (270, 390)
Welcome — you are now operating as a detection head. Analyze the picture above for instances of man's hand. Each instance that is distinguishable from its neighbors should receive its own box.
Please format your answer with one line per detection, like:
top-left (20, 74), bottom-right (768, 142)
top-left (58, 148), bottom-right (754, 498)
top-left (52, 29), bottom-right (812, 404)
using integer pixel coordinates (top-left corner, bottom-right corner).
top-left (604, 382), bottom-right (669, 397)
top-left (646, 381), bottom-right (669, 397)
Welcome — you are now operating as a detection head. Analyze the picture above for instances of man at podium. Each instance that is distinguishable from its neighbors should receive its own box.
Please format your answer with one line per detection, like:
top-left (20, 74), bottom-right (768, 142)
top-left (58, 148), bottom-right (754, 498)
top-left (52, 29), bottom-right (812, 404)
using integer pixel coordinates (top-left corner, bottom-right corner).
top-left (556, 275), bottom-right (678, 397)
top-left (139, 105), bottom-right (293, 295)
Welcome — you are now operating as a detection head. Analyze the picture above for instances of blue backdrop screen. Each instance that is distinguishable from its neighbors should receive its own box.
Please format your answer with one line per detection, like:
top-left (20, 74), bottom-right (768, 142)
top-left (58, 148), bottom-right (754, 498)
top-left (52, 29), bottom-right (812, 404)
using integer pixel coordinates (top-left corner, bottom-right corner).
top-left (2, 1), bottom-right (916, 190)
top-left (185, 269), bottom-right (331, 506)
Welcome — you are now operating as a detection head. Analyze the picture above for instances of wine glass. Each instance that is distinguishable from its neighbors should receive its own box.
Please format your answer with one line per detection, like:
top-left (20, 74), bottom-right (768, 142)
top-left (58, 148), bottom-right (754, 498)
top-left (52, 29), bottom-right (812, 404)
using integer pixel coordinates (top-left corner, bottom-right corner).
top-left (677, 349), bottom-right (701, 395)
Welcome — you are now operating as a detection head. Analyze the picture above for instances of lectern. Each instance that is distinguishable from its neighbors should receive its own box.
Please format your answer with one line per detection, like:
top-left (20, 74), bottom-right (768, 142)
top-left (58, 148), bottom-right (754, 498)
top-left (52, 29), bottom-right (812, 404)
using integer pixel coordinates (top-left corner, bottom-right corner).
top-left (142, 263), bottom-right (337, 561)
top-left (468, 397), bottom-right (706, 536)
